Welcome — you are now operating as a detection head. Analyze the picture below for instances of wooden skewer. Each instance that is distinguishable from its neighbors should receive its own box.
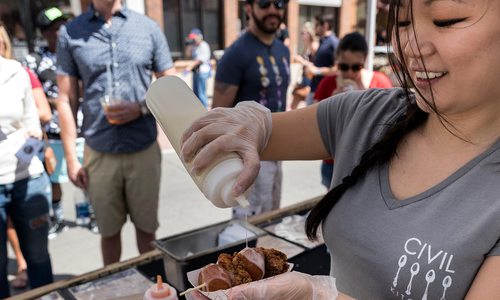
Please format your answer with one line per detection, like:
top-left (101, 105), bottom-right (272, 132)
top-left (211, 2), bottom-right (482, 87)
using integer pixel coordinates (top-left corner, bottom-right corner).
top-left (179, 283), bottom-right (207, 296)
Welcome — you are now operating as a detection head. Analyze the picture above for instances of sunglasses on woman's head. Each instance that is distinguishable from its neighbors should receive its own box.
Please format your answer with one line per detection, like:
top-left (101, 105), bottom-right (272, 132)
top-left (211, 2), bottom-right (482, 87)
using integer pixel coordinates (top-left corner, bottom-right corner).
top-left (339, 63), bottom-right (363, 72)
top-left (257, 0), bottom-right (288, 9)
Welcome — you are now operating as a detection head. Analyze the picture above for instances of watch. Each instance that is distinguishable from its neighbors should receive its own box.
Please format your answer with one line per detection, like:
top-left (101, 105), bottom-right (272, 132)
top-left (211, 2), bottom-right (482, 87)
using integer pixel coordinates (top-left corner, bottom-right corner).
top-left (140, 101), bottom-right (150, 116)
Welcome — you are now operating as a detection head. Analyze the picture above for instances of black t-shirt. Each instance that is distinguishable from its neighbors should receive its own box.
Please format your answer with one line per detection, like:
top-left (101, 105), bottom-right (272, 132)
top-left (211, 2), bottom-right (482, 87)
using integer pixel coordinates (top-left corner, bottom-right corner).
top-left (311, 34), bottom-right (339, 92)
top-left (216, 32), bottom-right (290, 112)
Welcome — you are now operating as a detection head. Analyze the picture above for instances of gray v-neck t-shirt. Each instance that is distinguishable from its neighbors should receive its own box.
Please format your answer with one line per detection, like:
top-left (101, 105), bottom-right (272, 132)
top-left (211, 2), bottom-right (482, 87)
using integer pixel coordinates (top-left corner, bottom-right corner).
top-left (316, 88), bottom-right (500, 299)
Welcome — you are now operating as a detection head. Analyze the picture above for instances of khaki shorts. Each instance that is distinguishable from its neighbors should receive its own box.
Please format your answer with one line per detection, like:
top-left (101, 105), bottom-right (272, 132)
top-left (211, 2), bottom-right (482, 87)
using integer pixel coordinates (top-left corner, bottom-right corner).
top-left (84, 142), bottom-right (161, 237)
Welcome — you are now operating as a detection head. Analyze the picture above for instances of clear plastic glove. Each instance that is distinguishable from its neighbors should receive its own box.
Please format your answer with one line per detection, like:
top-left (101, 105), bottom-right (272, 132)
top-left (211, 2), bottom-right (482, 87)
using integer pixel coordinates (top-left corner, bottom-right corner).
top-left (185, 271), bottom-right (338, 300)
top-left (180, 101), bottom-right (272, 197)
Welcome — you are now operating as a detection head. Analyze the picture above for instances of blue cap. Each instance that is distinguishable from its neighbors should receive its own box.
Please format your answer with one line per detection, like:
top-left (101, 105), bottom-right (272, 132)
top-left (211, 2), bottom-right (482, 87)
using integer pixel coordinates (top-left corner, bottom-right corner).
top-left (189, 28), bottom-right (203, 36)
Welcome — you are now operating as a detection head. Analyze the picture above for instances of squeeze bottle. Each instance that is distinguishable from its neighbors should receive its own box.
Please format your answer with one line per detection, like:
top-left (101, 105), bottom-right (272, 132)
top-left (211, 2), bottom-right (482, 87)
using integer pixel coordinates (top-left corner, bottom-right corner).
top-left (143, 275), bottom-right (178, 300)
top-left (146, 76), bottom-right (249, 208)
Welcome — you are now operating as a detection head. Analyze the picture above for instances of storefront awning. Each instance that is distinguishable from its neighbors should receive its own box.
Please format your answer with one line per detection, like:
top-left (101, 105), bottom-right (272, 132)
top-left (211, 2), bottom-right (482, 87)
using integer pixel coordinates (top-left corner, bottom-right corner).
top-left (297, 0), bottom-right (342, 7)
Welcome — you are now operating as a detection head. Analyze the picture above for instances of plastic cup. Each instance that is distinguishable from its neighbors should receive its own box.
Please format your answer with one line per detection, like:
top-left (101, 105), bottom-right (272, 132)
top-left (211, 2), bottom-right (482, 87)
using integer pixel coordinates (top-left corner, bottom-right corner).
top-left (100, 95), bottom-right (123, 125)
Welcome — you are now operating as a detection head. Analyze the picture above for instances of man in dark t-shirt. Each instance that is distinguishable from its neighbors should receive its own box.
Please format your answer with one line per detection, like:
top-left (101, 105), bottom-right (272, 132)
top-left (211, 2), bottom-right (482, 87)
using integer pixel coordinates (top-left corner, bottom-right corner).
top-left (214, 0), bottom-right (290, 218)
top-left (302, 14), bottom-right (339, 105)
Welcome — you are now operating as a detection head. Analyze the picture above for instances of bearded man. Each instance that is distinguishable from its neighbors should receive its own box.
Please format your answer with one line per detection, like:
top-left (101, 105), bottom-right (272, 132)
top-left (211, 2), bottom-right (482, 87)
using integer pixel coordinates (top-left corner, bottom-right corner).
top-left (212, 0), bottom-right (290, 218)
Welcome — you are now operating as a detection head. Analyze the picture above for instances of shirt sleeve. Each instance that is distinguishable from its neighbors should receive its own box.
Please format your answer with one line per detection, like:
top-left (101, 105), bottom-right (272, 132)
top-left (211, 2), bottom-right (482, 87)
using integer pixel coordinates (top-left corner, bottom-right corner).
top-left (18, 69), bottom-right (42, 135)
top-left (215, 45), bottom-right (243, 86)
top-left (316, 88), bottom-right (406, 158)
top-left (24, 67), bottom-right (42, 89)
top-left (316, 94), bottom-right (342, 157)
top-left (487, 238), bottom-right (500, 256)
top-left (56, 25), bottom-right (80, 78)
top-left (196, 42), bottom-right (211, 63)
top-left (151, 24), bottom-right (174, 73)
top-left (371, 71), bottom-right (393, 89)
top-left (315, 76), bottom-right (336, 101)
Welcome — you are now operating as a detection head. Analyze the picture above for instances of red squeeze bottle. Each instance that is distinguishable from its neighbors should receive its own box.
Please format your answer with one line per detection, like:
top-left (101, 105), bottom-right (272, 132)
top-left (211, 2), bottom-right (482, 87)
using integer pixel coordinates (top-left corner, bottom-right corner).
top-left (143, 275), bottom-right (178, 300)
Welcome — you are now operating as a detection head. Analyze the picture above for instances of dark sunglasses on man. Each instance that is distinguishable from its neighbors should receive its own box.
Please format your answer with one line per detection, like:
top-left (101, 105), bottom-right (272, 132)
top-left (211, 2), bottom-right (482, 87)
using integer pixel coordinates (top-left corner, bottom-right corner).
top-left (256, 0), bottom-right (288, 9)
top-left (339, 63), bottom-right (363, 72)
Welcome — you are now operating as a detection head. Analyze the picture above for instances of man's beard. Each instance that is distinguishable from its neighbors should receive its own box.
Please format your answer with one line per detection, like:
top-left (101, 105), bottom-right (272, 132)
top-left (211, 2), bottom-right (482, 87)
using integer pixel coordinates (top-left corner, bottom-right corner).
top-left (251, 11), bottom-right (282, 34)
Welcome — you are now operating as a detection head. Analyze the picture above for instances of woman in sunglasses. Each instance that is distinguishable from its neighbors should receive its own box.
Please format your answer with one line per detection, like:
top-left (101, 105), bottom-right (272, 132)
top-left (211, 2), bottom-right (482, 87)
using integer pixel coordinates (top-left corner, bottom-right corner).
top-left (315, 32), bottom-right (392, 101)
top-left (185, 0), bottom-right (500, 299)
top-left (314, 32), bottom-right (392, 190)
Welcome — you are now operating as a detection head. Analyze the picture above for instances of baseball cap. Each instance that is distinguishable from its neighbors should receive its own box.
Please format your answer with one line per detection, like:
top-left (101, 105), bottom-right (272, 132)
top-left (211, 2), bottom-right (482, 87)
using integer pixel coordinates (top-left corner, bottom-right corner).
top-left (37, 7), bottom-right (68, 32)
top-left (188, 28), bottom-right (203, 39)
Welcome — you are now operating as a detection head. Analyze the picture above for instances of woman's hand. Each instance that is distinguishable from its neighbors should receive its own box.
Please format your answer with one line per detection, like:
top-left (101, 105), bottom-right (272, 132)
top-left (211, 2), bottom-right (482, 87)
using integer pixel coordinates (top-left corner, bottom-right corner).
top-left (185, 291), bottom-right (209, 300)
top-left (225, 272), bottom-right (337, 300)
top-left (333, 76), bottom-right (363, 96)
top-left (186, 272), bottom-right (338, 300)
top-left (26, 129), bottom-right (42, 140)
top-left (181, 101), bottom-right (272, 197)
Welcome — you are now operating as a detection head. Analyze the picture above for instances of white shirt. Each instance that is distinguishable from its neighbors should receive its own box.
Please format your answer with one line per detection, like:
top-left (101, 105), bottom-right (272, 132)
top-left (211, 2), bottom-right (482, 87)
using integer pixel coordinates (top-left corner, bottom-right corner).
top-left (0, 56), bottom-right (44, 184)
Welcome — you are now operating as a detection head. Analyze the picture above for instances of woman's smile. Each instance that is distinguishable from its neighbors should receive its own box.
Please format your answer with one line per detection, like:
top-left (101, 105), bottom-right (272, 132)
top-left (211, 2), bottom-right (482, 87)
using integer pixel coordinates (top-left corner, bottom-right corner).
top-left (413, 70), bottom-right (448, 89)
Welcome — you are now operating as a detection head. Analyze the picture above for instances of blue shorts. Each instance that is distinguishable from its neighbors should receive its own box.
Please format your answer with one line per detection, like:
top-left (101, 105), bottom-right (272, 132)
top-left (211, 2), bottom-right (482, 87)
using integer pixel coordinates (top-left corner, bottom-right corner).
top-left (48, 138), bottom-right (85, 183)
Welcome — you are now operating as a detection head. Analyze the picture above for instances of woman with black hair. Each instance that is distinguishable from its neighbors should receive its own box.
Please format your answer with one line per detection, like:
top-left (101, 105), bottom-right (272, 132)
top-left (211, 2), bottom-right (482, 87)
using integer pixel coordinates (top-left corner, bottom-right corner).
top-left (183, 0), bottom-right (499, 298)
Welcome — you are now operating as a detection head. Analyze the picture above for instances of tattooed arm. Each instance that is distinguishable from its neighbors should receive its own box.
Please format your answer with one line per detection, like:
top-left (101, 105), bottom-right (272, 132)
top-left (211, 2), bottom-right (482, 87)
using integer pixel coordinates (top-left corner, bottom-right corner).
top-left (212, 80), bottom-right (239, 108)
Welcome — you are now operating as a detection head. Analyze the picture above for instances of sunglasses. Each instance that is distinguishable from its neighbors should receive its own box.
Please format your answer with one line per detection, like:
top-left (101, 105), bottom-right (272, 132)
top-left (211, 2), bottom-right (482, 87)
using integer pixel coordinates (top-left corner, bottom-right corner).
top-left (339, 63), bottom-right (363, 72)
top-left (256, 0), bottom-right (288, 9)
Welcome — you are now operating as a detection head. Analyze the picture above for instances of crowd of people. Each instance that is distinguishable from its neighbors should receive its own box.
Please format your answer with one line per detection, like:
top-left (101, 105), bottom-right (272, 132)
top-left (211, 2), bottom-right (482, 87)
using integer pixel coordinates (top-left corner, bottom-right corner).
top-left (3, 0), bottom-right (500, 299)
top-left (1, 0), bottom-right (177, 296)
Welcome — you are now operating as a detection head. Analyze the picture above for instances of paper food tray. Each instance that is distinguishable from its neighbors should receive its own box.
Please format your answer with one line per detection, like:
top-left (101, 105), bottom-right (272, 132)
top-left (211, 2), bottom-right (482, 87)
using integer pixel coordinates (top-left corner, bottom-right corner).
top-left (256, 235), bottom-right (305, 259)
top-left (186, 263), bottom-right (293, 300)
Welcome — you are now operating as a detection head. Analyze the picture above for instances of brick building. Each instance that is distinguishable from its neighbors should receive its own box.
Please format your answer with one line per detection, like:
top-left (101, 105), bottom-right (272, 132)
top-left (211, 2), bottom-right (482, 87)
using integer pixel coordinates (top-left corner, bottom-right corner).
top-left (1, 0), bottom-right (380, 61)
